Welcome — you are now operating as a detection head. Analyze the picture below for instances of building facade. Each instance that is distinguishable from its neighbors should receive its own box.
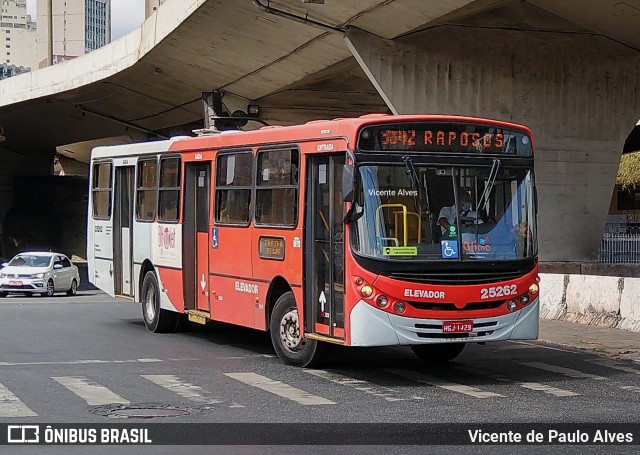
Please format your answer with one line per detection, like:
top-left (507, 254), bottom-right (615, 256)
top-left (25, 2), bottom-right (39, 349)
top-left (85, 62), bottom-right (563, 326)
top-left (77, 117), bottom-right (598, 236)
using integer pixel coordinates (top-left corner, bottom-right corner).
top-left (36, 0), bottom-right (111, 68)
top-left (0, 0), bottom-right (37, 71)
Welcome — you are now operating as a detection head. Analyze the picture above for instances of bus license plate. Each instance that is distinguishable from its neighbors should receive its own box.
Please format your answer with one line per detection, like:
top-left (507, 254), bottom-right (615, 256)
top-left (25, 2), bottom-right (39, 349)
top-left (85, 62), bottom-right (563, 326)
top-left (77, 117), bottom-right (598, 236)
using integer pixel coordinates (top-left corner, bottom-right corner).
top-left (443, 321), bottom-right (473, 333)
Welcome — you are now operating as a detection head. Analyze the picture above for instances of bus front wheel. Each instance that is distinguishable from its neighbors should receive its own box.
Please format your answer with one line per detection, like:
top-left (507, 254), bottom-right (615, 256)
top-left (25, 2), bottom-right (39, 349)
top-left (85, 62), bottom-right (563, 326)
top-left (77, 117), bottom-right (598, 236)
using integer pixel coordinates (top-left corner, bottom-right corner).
top-left (411, 343), bottom-right (465, 364)
top-left (270, 291), bottom-right (327, 368)
top-left (141, 271), bottom-right (176, 333)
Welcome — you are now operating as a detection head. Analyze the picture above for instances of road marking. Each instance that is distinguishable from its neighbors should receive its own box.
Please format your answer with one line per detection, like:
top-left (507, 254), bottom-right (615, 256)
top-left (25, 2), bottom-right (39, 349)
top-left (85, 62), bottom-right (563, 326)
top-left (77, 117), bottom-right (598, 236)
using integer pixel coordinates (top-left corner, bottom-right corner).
top-left (511, 341), bottom-right (574, 353)
top-left (52, 376), bottom-right (130, 405)
top-left (520, 362), bottom-right (607, 380)
top-left (519, 382), bottom-right (580, 397)
top-left (305, 369), bottom-right (422, 402)
top-left (142, 375), bottom-right (223, 404)
top-left (225, 372), bottom-right (335, 405)
top-left (387, 369), bottom-right (504, 399)
top-left (589, 359), bottom-right (640, 375)
top-left (0, 382), bottom-right (37, 417)
top-left (0, 358), bottom-right (196, 367)
top-left (452, 365), bottom-right (580, 397)
top-left (620, 385), bottom-right (640, 393)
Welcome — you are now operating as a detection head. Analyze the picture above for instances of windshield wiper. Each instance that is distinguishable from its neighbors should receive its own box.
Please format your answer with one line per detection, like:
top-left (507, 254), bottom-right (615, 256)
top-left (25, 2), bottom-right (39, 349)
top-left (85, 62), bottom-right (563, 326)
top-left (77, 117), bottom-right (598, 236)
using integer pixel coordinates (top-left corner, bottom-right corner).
top-left (403, 157), bottom-right (434, 243)
top-left (479, 159), bottom-right (501, 213)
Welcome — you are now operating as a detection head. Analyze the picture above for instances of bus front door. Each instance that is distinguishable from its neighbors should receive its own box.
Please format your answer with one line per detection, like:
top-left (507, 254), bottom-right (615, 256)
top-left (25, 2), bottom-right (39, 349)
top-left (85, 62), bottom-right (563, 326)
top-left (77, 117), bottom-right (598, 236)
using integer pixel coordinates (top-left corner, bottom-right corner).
top-left (183, 162), bottom-right (211, 312)
top-left (113, 166), bottom-right (134, 297)
top-left (305, 155), bottom-right (345, 340)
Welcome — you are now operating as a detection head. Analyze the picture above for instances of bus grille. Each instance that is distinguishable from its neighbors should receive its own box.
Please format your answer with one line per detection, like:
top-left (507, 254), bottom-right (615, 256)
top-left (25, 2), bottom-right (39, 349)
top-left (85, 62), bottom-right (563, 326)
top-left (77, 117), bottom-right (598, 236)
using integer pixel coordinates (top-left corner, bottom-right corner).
top-left (415, 331), bottom-right (495, 339)
top-left (381, 270), bottom-right (524, 285)
top-left (407, 300), bottom-right (505, 311)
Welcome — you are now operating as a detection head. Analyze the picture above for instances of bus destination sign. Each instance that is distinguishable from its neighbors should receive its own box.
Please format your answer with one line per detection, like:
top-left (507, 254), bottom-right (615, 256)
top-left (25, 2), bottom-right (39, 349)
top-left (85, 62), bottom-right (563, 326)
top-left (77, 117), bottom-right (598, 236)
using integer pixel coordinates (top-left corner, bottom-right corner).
top-left (259, 236), bottom-right (285, 260)
top-left (358, 122), bottom-right (532, 156)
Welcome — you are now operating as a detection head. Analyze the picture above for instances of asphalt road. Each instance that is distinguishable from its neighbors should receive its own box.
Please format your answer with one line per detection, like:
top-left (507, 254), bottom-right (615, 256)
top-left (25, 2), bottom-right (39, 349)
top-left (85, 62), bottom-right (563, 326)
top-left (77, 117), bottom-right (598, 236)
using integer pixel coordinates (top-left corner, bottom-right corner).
top-left (1, 291), bottom-right (639, 454)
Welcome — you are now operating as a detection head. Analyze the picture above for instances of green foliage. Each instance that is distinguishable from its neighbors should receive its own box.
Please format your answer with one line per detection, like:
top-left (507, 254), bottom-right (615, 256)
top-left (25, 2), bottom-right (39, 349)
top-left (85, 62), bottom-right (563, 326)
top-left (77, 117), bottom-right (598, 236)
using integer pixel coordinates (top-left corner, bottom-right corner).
top-left (617, 152), bottom-right (640, 189)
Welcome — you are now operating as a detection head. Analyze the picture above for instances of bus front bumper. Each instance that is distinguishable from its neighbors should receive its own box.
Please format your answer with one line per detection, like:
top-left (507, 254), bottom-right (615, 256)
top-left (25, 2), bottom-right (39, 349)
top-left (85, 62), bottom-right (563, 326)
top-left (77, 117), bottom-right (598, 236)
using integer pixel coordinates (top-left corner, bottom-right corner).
top-left (349, 298), bottom-right (539, 346)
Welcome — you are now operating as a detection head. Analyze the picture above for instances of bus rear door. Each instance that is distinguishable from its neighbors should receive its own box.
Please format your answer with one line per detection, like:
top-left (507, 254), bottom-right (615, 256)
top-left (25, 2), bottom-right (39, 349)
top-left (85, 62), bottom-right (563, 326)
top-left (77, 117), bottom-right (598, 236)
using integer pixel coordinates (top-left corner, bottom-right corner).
top-left (183, 162), bottom-right (211, 312)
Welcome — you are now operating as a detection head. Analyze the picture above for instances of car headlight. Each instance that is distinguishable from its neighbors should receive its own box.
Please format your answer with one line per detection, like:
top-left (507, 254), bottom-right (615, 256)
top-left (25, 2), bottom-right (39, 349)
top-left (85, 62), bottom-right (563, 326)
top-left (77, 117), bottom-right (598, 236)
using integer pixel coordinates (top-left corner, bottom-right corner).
top-left (30, 273), bottom-right (45, 279)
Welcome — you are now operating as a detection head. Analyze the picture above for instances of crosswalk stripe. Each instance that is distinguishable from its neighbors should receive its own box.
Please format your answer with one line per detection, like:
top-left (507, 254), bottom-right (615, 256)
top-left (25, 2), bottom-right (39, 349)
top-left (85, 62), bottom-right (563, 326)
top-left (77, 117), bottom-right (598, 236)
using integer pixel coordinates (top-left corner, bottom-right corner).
top-left (520, 362), bottom-right (607, 380)
top-left (589, 359), bottom-right (640, 375)
top-left (142, 374), bottom-right (223, 404)
top-left (225, 372), bottom-right (335, 405)
top-left (52, 376), bottom-right (130, 405)
top-left (305, 369), bottom-right (422, 402)
top-left (387, 369), bottom-right (504, 398)
top-left (0, 382), bottom-right (37, 417)
top-left (519, 382), bottom-right (580, 397)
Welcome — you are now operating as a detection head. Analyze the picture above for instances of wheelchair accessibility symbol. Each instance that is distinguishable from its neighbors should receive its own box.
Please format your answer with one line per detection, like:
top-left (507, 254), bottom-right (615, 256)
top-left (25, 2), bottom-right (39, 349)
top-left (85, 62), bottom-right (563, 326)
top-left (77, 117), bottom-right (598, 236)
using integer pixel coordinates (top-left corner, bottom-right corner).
top-left (440, 240), bottom-right (458, 259)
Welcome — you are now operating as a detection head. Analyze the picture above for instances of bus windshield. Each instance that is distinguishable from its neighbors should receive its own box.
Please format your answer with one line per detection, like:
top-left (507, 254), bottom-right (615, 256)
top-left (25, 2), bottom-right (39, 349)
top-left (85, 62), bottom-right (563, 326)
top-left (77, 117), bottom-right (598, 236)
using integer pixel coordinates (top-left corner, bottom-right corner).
top-left (350, 163), bottom-right (537, 261)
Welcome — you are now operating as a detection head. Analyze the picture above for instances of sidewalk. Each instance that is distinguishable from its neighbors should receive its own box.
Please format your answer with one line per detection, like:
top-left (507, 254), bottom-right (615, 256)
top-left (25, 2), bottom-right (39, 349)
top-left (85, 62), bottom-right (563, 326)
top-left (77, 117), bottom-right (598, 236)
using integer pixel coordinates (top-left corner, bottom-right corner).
top-left (539, 319), bottom-right (640, 362)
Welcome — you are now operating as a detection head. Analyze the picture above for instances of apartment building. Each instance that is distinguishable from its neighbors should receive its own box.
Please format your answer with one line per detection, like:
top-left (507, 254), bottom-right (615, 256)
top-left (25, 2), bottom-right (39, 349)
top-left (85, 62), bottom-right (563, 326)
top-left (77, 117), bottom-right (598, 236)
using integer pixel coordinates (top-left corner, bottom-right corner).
top-left (0, 0), bottom-right (37, 70)
top-left (36, 0), bottom-right (111, 68)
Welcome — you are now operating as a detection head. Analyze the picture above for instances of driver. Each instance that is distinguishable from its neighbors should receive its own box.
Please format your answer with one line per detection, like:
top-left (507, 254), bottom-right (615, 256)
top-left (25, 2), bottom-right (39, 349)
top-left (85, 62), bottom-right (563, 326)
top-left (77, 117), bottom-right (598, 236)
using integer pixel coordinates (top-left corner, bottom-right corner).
top-left (438, 191), bottom-right (484, 235)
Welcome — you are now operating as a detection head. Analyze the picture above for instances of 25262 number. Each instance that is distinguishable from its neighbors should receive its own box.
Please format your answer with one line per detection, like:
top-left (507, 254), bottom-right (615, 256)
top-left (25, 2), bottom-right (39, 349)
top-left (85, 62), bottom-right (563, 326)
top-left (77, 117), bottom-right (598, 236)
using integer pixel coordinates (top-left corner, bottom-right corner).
top-left (480, 284), bottom-right (517, 300)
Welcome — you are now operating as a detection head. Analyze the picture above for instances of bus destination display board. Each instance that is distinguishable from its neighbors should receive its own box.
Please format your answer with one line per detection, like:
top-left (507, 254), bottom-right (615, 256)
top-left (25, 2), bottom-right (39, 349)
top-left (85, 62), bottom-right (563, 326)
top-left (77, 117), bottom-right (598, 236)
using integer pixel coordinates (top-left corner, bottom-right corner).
top-left (358, 122), bottom-right (532, 156)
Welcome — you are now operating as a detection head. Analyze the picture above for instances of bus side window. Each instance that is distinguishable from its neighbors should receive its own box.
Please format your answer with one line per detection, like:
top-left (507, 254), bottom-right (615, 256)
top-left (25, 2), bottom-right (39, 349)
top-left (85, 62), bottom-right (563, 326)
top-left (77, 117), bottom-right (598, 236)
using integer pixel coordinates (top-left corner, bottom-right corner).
top-left (158, 157), bottom-right (181, 222)
top-left (136, 157), bottom-right (158, 221)
top-left (215, 151), bottom-right (253, 225)
top-left (92, 161), bottom-right (112, 219)
top-left (255, 148), bottom-right (299, 227)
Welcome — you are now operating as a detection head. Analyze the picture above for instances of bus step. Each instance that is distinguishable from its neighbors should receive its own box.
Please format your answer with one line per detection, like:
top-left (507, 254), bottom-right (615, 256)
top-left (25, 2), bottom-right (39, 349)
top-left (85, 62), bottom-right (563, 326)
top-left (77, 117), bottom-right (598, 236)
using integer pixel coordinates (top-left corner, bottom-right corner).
top-left (186, 310), bottom-right (210, 325)
top-left (305, 333), bottom-right (345, 345)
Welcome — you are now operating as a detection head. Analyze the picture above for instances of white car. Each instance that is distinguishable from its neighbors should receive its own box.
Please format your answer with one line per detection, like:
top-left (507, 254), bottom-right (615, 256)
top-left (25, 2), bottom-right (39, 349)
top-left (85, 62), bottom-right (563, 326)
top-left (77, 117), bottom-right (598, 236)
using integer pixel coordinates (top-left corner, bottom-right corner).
top-left (0, 252), bottom-right (80, 297)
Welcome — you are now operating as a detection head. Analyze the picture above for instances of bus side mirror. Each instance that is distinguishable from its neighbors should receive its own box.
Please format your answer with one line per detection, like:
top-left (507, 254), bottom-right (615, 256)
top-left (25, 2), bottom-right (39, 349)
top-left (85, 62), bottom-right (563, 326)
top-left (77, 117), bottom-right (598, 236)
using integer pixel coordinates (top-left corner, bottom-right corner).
top-left (343, 164), bottom-right (354, 203)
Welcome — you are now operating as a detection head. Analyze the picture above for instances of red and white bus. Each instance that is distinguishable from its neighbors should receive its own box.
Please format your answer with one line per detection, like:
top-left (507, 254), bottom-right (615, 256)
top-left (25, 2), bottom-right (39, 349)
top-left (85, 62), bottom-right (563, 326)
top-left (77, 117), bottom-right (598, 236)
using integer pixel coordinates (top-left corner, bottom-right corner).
top-left (87, 114), bottom-right (539, 367)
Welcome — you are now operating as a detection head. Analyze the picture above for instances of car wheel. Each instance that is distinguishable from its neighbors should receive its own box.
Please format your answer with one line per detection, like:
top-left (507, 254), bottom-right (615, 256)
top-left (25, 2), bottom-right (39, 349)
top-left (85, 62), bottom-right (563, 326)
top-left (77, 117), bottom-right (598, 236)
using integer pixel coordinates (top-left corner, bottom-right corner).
top-left (45, 279), bottom-right (55, 297)
top-left (411, 343), bottom-right (466, 364)
top-left (66, 279), bottom-right (78, 296)
top-left (0, 291), bottom-right (6, 298)
top-left (141, 271), bottom-right (176, 333)
top-left (269, 291), bottom-right (328, 367)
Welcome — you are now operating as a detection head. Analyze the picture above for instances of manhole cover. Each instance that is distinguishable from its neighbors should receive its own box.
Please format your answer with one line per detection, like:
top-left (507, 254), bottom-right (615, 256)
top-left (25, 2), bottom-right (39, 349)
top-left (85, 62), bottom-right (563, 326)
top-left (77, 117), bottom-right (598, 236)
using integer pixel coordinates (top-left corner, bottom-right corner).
top-left (107, 407), bottom-right (190, 419)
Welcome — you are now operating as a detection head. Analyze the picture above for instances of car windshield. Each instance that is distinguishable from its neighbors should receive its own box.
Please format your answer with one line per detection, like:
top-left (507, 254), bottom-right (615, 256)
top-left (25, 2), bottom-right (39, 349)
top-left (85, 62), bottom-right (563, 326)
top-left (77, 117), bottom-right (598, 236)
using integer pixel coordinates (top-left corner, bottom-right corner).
top-left (350, 163), bottom-right (537, 261)
top-left (8, 255), bottom-right (51, 267)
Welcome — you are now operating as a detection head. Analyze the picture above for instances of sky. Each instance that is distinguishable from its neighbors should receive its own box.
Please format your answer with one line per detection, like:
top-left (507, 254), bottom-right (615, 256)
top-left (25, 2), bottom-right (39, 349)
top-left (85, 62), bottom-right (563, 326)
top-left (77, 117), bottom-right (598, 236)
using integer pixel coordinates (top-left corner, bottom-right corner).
top-left (26, 0), bottom-right (146, 41)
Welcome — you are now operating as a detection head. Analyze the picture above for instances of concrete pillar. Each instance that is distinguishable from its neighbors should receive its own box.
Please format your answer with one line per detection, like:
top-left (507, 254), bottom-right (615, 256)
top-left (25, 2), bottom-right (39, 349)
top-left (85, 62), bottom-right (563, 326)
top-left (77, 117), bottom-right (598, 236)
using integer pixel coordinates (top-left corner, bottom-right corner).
top-left (344, 14), bottom-right (640, 262)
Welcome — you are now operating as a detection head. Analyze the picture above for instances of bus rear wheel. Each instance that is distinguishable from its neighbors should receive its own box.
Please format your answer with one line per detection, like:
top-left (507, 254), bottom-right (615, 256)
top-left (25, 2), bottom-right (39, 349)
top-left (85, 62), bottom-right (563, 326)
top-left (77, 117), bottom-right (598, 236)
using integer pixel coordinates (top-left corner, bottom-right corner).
top-left (411, 343), bottom-right (465, 364)
top-left (270, 291), bottom-right (327, 368)
top-left (141, 271), bottom-right (176, 333)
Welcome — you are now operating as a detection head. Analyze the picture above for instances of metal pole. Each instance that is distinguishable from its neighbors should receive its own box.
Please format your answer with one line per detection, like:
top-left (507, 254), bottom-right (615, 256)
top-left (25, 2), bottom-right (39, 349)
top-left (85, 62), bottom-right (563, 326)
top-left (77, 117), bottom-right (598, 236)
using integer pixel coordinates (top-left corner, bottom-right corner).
top-left (47, 0), bottom-right (53, 66)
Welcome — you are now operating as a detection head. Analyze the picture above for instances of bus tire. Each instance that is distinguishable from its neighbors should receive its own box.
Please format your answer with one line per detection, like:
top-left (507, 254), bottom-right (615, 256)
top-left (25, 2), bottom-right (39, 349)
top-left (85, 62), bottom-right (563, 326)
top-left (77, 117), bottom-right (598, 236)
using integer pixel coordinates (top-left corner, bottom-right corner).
top-left (270, 291), bottom-right (327, 368)
top-left (411, 343), bottom-right (465, 364)
top-left (141, 271), bottom-right (175, 333)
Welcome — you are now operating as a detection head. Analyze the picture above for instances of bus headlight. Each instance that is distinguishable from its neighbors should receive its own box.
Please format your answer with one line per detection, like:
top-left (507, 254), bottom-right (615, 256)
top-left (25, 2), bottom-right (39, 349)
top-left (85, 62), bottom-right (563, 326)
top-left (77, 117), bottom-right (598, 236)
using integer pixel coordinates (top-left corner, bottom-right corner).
top-left (376, 295), bottom-right (388, 308)
top-left (528, 283), bottom-right (539, 295)
top-left (360, 285), bottom-right (373, 298)
top-left (520, 294), bottom-right (530, 305)
top-left (507, 300), bottom-right (517, 311)
top-left (393, 301), bottom-right (406, 314)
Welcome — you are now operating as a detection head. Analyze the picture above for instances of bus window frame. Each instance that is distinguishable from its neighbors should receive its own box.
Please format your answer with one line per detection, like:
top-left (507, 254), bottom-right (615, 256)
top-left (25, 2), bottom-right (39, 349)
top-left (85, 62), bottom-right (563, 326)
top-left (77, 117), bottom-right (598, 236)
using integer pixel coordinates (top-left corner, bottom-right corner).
top-left (157, 155), bottom-right (182, 224)
top-left (214, 149), bottom-right (254, 227)
top-left (254, 146), bottom-right (300, 229)
top-left (135, 156), bottom-right (159, 223)
top-left (91, 160), bottom-right (113, 221)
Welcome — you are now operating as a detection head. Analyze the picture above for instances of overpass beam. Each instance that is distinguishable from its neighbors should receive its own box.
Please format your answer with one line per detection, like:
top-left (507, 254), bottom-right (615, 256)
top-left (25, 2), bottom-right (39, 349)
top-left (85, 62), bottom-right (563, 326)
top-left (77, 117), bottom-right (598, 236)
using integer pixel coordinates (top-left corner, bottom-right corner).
top-left (344, 26), bottom-right (640, 262)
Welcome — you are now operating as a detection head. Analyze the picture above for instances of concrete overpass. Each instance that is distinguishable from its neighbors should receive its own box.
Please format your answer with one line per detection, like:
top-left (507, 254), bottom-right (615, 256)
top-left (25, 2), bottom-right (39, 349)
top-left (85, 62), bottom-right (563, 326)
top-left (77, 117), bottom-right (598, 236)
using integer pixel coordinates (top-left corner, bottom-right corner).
top-left (0, 0), bottom-right (639, 261)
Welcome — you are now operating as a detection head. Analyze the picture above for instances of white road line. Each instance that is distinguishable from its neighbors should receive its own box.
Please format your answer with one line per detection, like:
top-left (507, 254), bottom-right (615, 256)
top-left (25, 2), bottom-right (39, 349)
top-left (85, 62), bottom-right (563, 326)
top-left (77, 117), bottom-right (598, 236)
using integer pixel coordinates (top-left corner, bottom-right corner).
top-left (519, 382), bottom-right (580, 397)
top-left (225, 372), bottom-right (335, 405)
top-left (305, 369), bottom-right (422, 402)
top-left (142, 375), bottom-right (223, 404)
top-left (387, 369), bottom-right (504, 399)
top-left (521, 362), bottom-right (607, 380)
top-left (0, 358), bottom-right (196, 367)
top-left (511, 341), bottom-right (575, 353)
top-left (620, 385), bottom-right (640, 393)
top-left (0, 382), bottom-right (37, 417)
top-left (589, 359), bottom-right (640, 375)
top-left (52, 376), bottom-right (130, 405)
